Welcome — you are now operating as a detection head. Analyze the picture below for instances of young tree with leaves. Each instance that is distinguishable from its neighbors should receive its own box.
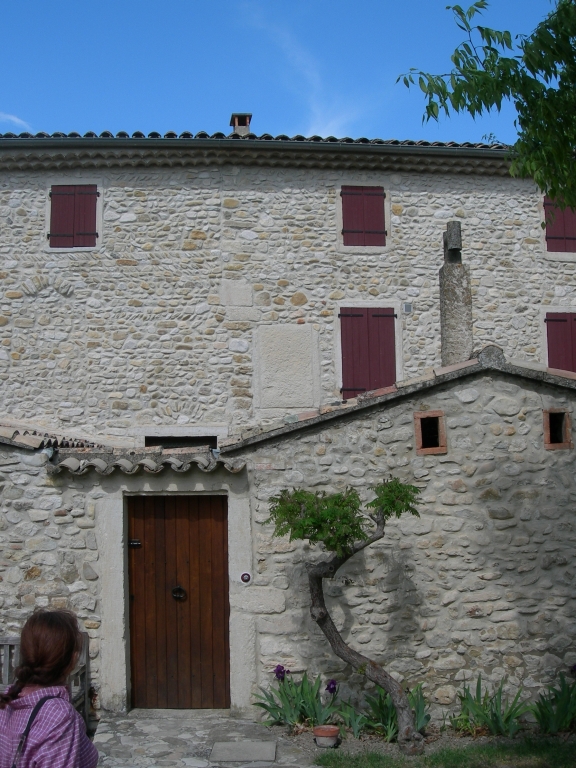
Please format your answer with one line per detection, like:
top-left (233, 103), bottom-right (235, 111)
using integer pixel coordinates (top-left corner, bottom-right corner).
top-left (265, 478), bottom-right (424, 755)
top-left (401, 0), bottom-right (576, 209)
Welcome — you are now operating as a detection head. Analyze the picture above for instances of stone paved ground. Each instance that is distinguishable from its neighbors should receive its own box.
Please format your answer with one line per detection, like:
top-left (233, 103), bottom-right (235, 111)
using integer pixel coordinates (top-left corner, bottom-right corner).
top-left (94, 710), bottom-right (316, 768)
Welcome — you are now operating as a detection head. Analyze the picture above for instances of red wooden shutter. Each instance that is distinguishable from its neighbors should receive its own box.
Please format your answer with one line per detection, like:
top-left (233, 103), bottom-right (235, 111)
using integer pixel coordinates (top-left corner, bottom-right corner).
top-left (341, 186), bottom-right (386, 246)
top-left (367, 308), bottom-right (396, 387)
top-left (363, 187), bottom-right (386, 246)
top-left (340, 307), bottom-right (396, 399)
top-left (544, 197), bottom-right (576, 252)
top-left (49, 185), bottom-right (76, 247)
top-left (49, 184), bottom-right (98, 248)
top-left (340, 307), bottom-right (370, 397)
top-left (563, 207), bottom-right (576, 252)
top-left (341, 186), bottom-right (365, 246)
top-left (74, 185), bottom-right (98, 247)
top-left (546, 312), bottom-right (575, 371)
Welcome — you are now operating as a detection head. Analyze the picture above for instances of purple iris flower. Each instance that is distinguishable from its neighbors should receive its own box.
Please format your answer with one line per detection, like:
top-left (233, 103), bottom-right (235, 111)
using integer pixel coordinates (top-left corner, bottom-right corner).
top-left (570, 664), bottom-right (576, 678)
top-left (274, 664), bottom-right (290, 681)
top-left (325, 679), bottom-right (338, 695)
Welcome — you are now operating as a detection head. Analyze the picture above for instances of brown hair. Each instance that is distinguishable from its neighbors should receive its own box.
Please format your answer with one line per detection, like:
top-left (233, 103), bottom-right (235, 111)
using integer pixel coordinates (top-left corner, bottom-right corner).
top-left (0, 609), bottom-right (82, 708)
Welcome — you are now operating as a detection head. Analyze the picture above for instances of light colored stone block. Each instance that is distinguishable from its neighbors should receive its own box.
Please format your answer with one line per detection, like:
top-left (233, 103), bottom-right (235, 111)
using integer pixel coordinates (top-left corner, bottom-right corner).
top-left (210, 742), bottom-right (276, 762)
top-left (220, 278), bottom-right (253, 307)
top-left (254, 324), bottom-right (320, 410)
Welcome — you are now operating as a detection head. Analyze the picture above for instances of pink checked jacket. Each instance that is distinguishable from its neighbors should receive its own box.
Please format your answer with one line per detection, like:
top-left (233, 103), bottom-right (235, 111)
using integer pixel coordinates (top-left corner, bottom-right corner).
top-left (0, 686), bottom-right (98, 768)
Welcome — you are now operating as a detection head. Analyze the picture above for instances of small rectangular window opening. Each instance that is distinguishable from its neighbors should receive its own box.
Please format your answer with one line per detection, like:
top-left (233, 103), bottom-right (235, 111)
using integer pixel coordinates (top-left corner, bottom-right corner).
top-left (414, 410), bottom-right (447, 455)
top-left (549, 412), bottom-right (565, 444)
top-left (543, 409), bottom-right (572, 450)
top-left (144, 436), bottom-right (218, 449)
top-left (420, 416), bottom-right (440, 449)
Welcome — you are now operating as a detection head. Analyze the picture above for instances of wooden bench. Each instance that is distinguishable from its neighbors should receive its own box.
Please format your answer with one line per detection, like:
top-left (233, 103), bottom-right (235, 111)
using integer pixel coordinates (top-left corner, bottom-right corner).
top-left (0, 632), bottom-right (90, 725)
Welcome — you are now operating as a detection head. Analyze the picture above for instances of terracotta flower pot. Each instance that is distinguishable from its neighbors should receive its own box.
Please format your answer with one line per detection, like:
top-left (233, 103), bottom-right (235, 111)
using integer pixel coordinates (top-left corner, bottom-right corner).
top-left (313, 724), bottom-right (340, 748)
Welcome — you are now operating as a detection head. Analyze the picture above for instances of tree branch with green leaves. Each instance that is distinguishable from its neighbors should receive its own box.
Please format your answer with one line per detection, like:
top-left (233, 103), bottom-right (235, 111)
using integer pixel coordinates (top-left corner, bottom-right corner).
top-left (265, 478), bottom-right (424, 755)
top-left (400, 0), bottom-right (576, 208)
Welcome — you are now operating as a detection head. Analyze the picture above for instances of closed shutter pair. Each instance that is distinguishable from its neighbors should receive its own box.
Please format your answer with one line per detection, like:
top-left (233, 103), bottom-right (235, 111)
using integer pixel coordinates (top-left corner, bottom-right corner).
top-left (48, 185), bottom-right (98, 247)
top-left (340, 308), bottom-right (396, 399)
top-left (341, 186), bottom-right (386, 246)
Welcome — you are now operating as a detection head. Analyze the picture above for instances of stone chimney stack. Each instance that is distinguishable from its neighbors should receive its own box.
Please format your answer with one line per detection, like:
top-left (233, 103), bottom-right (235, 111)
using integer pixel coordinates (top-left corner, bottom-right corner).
top-left (439, 221), bottom-right (473, 366)
top-left (230, 113), bottom-right (252, 136)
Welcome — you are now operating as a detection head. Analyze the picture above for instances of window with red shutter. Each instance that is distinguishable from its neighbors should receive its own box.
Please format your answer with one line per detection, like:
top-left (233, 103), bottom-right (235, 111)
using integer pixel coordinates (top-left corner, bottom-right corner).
top-left (545, 312), bottom-right (576, 372)
top-left (340, 307), bottom-right (396, 399)
top-left (49, 185), bottom-right (99, 248)
top-left (341, 186), bottom-right (386, 246)
top-left (544, 197), bottom-right (576, 252)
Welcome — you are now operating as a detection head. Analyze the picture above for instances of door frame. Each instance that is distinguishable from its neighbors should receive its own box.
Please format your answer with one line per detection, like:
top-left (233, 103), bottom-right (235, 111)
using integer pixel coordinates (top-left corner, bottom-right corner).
top-left (94, 470), bottom-right (254, 714)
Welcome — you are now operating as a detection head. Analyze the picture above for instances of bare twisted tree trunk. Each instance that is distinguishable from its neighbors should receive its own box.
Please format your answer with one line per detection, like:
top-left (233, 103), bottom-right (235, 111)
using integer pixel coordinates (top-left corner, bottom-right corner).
top-left (306, 513), bottom-right (424, 755)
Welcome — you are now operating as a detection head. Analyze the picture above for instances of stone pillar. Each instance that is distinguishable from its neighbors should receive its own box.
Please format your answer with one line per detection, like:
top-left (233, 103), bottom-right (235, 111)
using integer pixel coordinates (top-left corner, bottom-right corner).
top-left (439, 221), bottom-right (473, 366)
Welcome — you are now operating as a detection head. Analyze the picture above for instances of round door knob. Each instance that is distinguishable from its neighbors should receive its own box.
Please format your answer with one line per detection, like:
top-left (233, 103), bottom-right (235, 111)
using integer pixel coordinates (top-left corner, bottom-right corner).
top-left (171, 585), bottom-right (187, 601)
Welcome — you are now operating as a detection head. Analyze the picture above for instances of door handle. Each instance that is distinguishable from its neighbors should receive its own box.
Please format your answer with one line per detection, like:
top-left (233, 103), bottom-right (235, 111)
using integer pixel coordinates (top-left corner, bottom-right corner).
top-left (171, 585), bottom-right (187, 601)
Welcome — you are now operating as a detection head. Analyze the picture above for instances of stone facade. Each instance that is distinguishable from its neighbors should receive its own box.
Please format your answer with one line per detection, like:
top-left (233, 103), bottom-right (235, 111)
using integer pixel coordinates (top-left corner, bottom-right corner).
top-left (0, 160), bottom-right (571, 444)
top-left (1, 357), bottom-right (575, 717)
top-left (1, 138), bottom-right (575, 720)
top-left (234, 367), bottom-right (576, 713)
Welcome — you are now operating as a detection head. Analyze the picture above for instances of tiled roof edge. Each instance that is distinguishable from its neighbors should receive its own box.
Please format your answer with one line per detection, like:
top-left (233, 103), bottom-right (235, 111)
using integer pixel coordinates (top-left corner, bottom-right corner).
top-left (47, 450), bottom-right (245, 476)
top-left (220, 346), bottom-right (576, 454)
top-left (0, 424), bottom-right (101, 451)
top-left (0, 135), bottom-right (512, 175)
top-left (0, 131), bottom-right (511, 151)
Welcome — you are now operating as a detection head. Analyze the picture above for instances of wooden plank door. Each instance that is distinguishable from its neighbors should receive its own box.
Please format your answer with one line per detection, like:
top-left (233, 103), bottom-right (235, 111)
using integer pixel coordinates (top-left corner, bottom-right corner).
top-left (128, 496), bottom-right (229, 709)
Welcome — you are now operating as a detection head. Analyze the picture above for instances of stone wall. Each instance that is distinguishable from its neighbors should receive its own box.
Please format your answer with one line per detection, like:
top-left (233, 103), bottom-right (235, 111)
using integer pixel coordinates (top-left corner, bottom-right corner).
top-left (1, 370), bottom-right (575, 717)
top-left (244, 371), bottom-right (576, 714)
top-left (0, 166), bottom-right (570, 442)
top-left (0, 446), bottom-right (102, 683)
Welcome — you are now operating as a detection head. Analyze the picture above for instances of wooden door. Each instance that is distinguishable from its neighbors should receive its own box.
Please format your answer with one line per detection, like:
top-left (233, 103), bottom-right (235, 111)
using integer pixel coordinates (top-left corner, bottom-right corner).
top-left (128, 496), bottom-right (229, 709)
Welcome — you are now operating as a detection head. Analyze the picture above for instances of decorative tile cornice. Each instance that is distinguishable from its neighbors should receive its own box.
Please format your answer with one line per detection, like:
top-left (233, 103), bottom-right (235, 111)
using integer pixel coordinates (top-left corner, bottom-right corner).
top-left (0, 135), bottom-right (512, 175)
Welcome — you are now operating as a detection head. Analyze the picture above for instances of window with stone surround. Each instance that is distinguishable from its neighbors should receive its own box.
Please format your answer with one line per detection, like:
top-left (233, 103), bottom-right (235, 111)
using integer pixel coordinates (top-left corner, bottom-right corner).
top-left (341, 186), bottom-right (386, 246)
top-left (48, 185), bottom-right (99, 248)
top-left (414, 411), bottom-right (447, 455)
top-left (544, 197), bottom-right (576, 252)
top-left (543, 409), bottom-right (572, 450)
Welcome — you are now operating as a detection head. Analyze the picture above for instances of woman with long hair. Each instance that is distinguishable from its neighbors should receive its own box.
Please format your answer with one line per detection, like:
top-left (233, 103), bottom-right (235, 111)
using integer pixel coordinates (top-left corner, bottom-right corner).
top-left (0, 609), bottom-right (98, 768)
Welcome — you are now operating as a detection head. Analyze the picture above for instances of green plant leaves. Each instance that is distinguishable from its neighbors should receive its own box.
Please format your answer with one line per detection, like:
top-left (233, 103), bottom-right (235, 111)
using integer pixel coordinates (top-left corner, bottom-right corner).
top-left (531, 673), bottom-right (576, 734)
top-left (400, 0), bottom-right (576, 208)
top-left (450, 675), bottom-right (530, 737)
top-left (265, 479), bottom-right (420, 556)
top-left (254, 672), bottom-right (340, 727)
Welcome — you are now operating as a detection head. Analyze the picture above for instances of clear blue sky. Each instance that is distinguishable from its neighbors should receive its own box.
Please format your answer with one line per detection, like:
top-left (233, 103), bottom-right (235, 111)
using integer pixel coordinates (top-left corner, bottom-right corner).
top-left (1, 0), bottom-right (552, 143)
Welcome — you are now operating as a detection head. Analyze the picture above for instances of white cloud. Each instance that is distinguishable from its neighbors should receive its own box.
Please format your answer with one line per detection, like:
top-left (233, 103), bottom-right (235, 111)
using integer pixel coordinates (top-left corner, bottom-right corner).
top-left (242, 3), bottom-right (361, 137)
top-left (0, 112), bottom-right (31, 131)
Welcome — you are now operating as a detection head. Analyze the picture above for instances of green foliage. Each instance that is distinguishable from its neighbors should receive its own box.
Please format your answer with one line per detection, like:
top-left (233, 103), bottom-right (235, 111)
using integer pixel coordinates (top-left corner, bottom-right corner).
top-left (450, 675), bottom-right (529, 737)
top-left (265, 479), bottom-right (420, 557)
top-left (338, 700), bottom-right (369, 738)
top-left (266, 487), bottom-right (366, 557)
top-left (365, 686), bottom-right (398, 742)
top-left (366, 478), bottom-right (421, 522)
top-left (408, 683), bottom-right (431, 734)
top-left (362, 683), bottom-right (431, 741)
top-left (400, 1), bottom-right (576, 209)
top-left (314, 738), bottom-right (576, 767)
top-left (531, 673), bottom-right (576, 734)
top-left (254, 672), bottom-right (339, 727)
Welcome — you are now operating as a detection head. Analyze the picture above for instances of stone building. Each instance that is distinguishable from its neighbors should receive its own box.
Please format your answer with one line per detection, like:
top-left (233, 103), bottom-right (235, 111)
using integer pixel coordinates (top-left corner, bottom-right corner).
top-left (0, 120), bottom-right (575, 717)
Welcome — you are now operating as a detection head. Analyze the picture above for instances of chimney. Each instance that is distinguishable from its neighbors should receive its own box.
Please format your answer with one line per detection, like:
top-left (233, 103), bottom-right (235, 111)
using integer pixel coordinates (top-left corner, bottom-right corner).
top-left (230, 113), bottom-right (252, 136)
top-left (439, 221), bottom-right (474, 366)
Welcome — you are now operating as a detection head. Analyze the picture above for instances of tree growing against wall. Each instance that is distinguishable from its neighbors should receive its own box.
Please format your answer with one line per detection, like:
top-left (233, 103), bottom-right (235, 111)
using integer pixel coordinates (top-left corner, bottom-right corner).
top-left (265, 479), bottom-right (424, 755)
top-left (401, 0), bottom-right (576, 209)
